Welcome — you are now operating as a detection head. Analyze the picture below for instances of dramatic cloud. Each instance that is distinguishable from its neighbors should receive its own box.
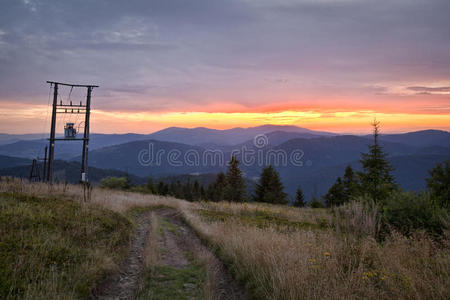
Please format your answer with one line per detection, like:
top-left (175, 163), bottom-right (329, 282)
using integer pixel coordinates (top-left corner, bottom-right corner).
top-left (0, 0), bottom-right (449, 133)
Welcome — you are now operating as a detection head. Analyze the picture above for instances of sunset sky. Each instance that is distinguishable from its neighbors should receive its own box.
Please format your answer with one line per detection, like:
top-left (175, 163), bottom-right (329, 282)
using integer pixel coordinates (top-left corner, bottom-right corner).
top-left (0, 0), bottom-right (449, 134)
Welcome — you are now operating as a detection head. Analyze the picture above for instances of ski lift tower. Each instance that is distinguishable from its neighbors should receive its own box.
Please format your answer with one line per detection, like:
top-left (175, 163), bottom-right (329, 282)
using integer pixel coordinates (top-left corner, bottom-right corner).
top-left (45, 81), bottom-right (99, 184)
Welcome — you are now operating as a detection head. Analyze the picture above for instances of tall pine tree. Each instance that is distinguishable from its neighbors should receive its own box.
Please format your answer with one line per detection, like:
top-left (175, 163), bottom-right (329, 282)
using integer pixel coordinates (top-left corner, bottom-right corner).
top-left (208, 172), bottom-right (227, 202)
top-left (254, 165), bottom-right (287, 204)
top-left (358, 120), bottom-right (396, 204)
top-left (224, 156), bottom-right (247, 202)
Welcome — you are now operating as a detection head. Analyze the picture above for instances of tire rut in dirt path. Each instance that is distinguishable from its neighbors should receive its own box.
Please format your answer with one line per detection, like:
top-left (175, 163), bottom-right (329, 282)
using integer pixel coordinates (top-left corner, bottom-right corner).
top-left (91, 211), bottom-right (152, 300)
top-left (153, 207), bottom-right (249, 300)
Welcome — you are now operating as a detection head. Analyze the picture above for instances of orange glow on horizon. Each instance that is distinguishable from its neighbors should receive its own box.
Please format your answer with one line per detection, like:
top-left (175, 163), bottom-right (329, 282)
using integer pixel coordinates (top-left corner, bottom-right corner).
top-left (92, 110), bottom-right (450, 134)
top-left (0, 101), bottom-right (449, 135)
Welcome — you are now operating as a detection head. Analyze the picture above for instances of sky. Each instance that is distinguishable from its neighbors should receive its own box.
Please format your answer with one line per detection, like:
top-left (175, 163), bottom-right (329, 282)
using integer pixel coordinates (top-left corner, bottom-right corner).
top-left (0, 0), bottom-right (449, 134)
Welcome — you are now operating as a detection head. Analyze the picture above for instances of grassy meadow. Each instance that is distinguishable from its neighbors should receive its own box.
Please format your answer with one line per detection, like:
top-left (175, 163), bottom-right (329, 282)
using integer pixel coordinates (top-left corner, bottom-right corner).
top-left (0, 177), bottom-right (448, 299)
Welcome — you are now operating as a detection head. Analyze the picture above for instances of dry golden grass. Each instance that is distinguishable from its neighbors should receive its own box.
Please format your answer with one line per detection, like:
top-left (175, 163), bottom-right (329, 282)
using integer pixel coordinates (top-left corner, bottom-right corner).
top-left (181, 198), bottom-right (450, 299)
top-left (2, 178), bottom-right (449, 299)
top-left (198, 200), bottom-right (331, 225)
top-left (0, 177), bottom-right (186, 213)
top-left (0, 185), bottom-right (132, 299)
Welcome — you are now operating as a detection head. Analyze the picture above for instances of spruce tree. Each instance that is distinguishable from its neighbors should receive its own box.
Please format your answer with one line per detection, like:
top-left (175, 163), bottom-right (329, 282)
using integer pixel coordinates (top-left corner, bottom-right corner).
top-left (157, 181), bottom-right (165, 195)
top-left (426, 159), bottom-right (450, 208)
top-left (323, 165), bottom-right (360, 207)
top-left (200, 185), bottom-right (206, 200)
top-left (210, 172), bottom-right (227, 202)
top-left (174, 180), bottom-right (183, 198)
top-left (323, 177), bottom-right (346, 207)
top-left (358, 120), bottom-right (397, 204)
top-left (169, 182), bottom-right (176, 196)
top-left (293, 187), bottom-right (305, 207)
top-left (183, 179), bottom-right (193, 201)
top-left (224, 156), bottom-right (247, 202)
top-left (124, 173), bottom-right (132, 190)
top-left (193, 180), bottom-right (201, 201)
top-left (342, 165), bottom-right (360, 201)
top-left (157, 181), bottom-right (170, 196)
top-left (254, 165), bottom-right (287, 204)
top-left (146, 177), bottom-right (156, 194)
top-left (254, 166), bottom-right (271, 203)
top-left (206, 183), bottom-right (215, 201)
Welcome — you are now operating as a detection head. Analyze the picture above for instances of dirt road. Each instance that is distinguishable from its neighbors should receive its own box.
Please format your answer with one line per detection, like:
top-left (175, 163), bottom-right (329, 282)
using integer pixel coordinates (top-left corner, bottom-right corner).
top-left (92, 207), bottom-right (248, 300)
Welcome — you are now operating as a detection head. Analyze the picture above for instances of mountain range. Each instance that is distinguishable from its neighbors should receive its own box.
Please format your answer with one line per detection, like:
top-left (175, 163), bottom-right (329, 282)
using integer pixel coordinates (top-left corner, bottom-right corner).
top-left (0, 156), bottom-right (145, 185)
top-left (0, 125), bottom-right (449, 202)
top-left (0, 125), bottom-right (334, 159)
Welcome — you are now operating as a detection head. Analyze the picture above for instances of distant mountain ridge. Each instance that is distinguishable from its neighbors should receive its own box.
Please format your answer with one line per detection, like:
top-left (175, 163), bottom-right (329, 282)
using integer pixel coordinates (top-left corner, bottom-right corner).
top-left (377, 130), bottom-right (450, 147)
top-left (0, 133), bottom-right (49, 145)
top-left (0, 127), bottom-right (448, 159)
top-left (147, 125), bottom-right (336, 146)
top-left (67, 133), bottom-right (449, 200)
top-left (0, 133), bottom-right (154, 159)
top-left (0, 155), bottom-right (31, 169)
top-left (0, 126), bottom-right (448, 202)
top-left (0, 156), bottom-right (146, 185)
top-left (0, 125), bottom-right (335, 158)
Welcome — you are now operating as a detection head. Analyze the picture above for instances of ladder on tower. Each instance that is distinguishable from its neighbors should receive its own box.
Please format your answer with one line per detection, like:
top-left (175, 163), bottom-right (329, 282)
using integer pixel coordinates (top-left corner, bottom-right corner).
top-left (29, 159), bottom-right (41, 182)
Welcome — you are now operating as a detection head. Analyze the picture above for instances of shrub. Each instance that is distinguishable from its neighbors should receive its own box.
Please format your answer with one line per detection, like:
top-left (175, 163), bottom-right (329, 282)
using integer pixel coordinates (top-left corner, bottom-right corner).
top-left (381, 191), bottom-right (448, 237)
top-left (99, 176), bottom-right (129, 190)
top-left (309, 196), bottom-right (325, 208)
top-left (426, 159), bottom-right (450, 209)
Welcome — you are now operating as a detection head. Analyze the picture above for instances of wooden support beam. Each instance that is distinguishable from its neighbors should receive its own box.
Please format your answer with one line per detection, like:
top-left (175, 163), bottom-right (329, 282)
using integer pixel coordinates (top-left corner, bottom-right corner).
top-left (46, 81), bottom-right (99, 88)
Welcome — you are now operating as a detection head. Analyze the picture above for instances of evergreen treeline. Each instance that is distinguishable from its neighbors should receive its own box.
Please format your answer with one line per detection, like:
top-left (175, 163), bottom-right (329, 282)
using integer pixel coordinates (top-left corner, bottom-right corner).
top-left (322, 121), bottom-right (449, 237)
top-left (322, 121), bottom-right (448, 211)
top-left (100, 120), bottom-right (449, 237)
top-left (254, 165), bottom-right (287, 204)
top-left (323, 121), bottom-right (397, 207)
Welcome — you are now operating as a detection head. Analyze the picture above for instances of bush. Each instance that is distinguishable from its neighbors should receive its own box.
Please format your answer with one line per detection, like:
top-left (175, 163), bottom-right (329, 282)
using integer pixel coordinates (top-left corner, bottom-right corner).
top-left (381, 191), bottom-right (447, 237)
top-left (99, 176), bottom-right (129, 190)
top-left (426, 159), bottom-right (450, 209)
top-left (309, 196), bottom-right (325, 208)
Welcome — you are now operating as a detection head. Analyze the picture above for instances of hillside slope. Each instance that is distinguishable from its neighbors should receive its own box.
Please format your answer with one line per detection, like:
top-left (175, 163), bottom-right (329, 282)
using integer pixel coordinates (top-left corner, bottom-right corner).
top-left (0, 191), bottom-right (131, 299)
top-left (0, 159), bottom-right (146, 185)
